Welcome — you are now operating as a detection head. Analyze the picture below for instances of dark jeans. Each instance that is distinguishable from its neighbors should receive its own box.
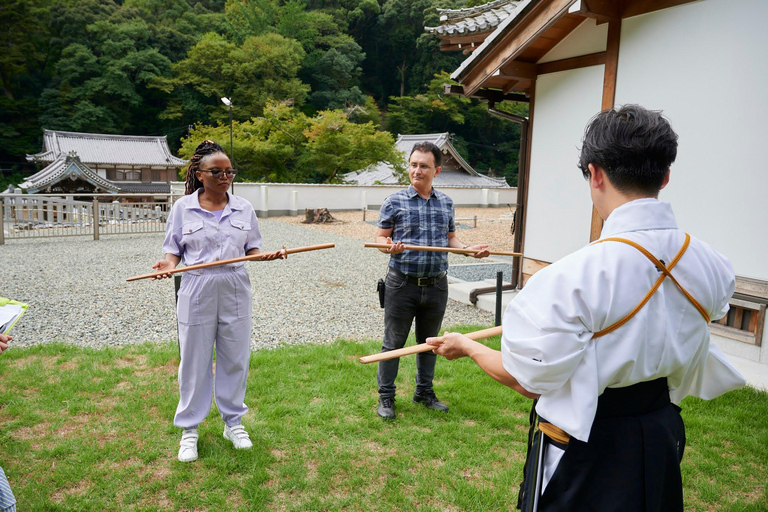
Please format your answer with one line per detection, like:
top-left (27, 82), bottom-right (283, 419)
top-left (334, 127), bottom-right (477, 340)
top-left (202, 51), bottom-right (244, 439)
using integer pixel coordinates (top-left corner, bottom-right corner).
top-left (377, 269), bottom-right (449, 398)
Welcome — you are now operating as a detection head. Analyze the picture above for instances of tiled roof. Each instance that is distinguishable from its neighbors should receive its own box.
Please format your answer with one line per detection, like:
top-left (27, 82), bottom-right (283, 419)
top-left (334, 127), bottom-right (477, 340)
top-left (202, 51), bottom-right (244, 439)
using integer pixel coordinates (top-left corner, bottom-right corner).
top-left (425, 0), bottom-right (522, 37)
top-left (452, 0), bottom-right (534, 80)
top-left (344, 132), bottom-right (510, 189)
top-left (116, 182), bottom-right (171, 193)
top-left (26, 129), bottom-right (187, 167)
top-left (19, 153), bottom-right (121, 194)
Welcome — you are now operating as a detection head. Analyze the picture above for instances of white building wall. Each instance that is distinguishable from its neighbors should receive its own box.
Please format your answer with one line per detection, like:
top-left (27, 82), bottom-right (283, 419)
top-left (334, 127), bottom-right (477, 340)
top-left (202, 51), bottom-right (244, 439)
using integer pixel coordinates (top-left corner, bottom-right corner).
top-left (525, 65), bottom-right (605, 262)
top-left (538, 17), bottom-right (607, 63)
top-left (171, 182), bottom-right (517, 216)
top-left (615, 0), bottom-right (768, 282)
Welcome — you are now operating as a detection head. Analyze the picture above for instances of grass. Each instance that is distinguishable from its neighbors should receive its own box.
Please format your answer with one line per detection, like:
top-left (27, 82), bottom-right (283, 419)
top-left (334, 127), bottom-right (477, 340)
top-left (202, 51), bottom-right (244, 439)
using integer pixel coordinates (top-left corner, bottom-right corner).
top-left (0, 327), bottom-right (766, 511)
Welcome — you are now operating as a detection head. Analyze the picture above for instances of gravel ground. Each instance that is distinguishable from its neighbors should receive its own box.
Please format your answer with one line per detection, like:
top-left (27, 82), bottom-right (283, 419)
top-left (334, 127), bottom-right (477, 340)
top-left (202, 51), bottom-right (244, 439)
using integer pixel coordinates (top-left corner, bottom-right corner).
top-left (275, 207), bottom-right (517, 250)
top-left (0, 216), bottom-right (496, 351)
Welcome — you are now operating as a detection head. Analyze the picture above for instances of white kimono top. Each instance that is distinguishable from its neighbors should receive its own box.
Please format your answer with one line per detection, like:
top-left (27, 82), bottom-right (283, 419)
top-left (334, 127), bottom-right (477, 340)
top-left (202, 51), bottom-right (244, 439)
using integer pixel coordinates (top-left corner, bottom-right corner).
top-left (502, 198), bottom-right (745, 442)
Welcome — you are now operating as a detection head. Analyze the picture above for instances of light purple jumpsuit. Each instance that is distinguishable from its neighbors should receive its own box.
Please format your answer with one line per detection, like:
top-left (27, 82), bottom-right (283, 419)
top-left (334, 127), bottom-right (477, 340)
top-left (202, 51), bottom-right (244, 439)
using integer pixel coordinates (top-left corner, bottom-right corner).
top-left (162, 189), bottom-right (262, 429)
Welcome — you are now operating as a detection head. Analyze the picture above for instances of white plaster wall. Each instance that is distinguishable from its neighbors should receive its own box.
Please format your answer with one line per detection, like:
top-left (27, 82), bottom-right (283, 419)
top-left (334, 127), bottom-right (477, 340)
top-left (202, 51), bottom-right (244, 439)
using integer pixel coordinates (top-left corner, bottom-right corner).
top-left (171, 182), bottom-right (517, 214)
top-left (525, 66), bottom-right (605, 262)
top-left (615, 0), bottom-right (768, 282)
top-left (538, 17), bottom-right (607, 63)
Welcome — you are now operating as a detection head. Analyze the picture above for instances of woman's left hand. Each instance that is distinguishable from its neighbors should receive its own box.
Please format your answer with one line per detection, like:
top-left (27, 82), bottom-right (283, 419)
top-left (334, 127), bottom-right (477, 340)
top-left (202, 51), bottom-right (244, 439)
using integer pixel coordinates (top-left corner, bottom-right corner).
top-left (260, 249), bottom-right (285, 261)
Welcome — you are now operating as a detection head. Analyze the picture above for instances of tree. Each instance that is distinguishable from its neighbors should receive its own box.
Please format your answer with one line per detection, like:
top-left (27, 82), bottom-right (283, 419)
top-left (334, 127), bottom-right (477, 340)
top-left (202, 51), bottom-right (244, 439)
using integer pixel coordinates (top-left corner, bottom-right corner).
top-left (153, 32), bottom-right (308, 126)
top-left (301, 109), bottom-right (401, 183)
top-left (275, 1), bottom-right (367, 113)
top-left (180, 104), bottom-right (402, 184)
top-left (39, 17), bottom-right (173, 134)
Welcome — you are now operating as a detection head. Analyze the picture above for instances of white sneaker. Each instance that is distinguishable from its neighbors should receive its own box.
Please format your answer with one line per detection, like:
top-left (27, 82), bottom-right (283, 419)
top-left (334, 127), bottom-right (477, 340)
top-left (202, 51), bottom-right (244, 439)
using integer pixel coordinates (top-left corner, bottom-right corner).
top-left (223, 424), bottom-right (253, 450)
top-left (178, 428), bottom-right (198, 462)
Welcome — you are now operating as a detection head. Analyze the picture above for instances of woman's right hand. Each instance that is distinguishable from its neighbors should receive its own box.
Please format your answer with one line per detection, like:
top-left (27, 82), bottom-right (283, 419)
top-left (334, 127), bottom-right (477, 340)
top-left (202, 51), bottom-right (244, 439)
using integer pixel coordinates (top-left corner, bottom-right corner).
top-left (151, 259), bottom-right (176, 280)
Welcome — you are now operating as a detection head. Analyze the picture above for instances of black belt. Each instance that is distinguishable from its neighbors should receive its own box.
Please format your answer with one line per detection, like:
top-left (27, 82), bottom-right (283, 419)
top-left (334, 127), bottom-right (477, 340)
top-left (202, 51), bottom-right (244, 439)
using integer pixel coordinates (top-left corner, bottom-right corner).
top-left (596, 377), bottom-right (670, 418)
top-left (389, 268), bottom-right (447, 287)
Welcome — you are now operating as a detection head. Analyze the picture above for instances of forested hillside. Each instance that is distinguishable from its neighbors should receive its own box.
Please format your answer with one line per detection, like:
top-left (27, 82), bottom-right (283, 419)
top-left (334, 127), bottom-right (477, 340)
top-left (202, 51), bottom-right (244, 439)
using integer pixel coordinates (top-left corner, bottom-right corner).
top-left (0, 0), bottom-right (526, 186)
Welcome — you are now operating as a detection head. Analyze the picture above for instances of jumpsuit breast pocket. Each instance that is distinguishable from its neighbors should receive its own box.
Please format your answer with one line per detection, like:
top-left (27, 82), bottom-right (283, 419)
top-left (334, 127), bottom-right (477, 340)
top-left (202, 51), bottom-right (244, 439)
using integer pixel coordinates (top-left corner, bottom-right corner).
top-left (181, 220), bottom-right (206, 257)
top-left (228, 218), bottom-right (252, 251)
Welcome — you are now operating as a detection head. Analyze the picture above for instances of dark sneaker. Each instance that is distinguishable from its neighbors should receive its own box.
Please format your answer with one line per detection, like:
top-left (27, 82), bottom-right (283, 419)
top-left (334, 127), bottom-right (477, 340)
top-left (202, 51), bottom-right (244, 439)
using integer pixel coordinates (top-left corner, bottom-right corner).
top-left (413, 389), bottom-right (449, 412)
top-left (377, 396), bottom-right (396, 419)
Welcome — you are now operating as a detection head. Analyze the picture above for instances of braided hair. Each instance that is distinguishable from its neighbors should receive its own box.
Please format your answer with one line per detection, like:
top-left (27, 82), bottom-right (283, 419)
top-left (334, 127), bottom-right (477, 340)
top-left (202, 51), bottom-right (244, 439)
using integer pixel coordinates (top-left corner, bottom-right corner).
top-left (184, 140), bottom-right (227, 195)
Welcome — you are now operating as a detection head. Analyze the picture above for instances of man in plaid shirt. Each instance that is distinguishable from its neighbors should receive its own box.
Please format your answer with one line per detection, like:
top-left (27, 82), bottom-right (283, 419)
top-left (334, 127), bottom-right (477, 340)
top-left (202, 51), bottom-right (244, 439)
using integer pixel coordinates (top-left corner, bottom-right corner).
top-left (374, 142), bottom-right (490, 419)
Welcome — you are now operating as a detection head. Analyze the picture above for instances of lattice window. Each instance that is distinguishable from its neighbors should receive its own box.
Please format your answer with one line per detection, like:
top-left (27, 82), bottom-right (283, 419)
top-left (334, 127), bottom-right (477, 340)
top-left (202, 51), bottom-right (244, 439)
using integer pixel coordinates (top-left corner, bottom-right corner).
top-left (711, 298), bottom-right (765, 347)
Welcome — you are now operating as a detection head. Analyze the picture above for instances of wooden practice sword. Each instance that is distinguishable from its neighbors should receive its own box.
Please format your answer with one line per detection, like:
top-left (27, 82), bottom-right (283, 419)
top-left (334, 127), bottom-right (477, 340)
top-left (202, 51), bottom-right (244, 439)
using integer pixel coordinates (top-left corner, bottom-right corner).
top-left (359, 325), bottom-right (503, 364)
top-left (364, 243), bottom-right (521, 257)
top-left (126, 243), bottom-right (335, 282)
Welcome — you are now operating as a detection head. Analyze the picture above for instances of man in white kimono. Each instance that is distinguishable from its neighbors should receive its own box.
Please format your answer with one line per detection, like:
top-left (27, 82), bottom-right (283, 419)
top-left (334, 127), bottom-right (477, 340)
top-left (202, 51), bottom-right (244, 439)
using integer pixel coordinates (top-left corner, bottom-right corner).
top-left (427, 105), bottom-right (745, 512)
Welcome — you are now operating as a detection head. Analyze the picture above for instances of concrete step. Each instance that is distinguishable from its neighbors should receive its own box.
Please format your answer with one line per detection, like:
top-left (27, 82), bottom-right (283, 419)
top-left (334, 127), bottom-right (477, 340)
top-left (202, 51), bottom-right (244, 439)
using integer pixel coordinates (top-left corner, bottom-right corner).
top-left (448, 279), bottom-right (518, 314)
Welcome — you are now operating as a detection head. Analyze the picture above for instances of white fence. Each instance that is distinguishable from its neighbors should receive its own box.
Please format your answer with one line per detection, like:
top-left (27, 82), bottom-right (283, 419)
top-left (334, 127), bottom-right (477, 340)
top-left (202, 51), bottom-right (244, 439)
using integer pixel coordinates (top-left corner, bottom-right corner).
top-left (1, 184), bottom-right (517, 243)
top-left (0, 194), bottom-right (177, 243)
top-left (172, 182), bottom-right (517, 217)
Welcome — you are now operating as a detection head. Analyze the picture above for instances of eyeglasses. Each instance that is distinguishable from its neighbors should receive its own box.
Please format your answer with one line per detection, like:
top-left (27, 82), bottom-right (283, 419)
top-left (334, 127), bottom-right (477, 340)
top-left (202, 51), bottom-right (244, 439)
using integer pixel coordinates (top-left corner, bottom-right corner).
top-left (199, 168), bottom-right (238, 179)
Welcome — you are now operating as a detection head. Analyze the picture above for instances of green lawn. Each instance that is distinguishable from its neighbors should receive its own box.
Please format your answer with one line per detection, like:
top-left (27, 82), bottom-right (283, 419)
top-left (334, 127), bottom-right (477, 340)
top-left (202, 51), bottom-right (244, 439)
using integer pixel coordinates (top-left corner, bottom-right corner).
top-left (0, 328), bottom-right (765, 511)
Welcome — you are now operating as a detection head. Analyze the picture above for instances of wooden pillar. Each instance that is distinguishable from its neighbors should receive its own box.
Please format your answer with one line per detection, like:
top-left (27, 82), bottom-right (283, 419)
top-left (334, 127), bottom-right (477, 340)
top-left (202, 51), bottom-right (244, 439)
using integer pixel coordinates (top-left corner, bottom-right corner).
top-left (514, 86), bottom-right (535, 288)
top-left (590, 18), bottom-right (622, 242)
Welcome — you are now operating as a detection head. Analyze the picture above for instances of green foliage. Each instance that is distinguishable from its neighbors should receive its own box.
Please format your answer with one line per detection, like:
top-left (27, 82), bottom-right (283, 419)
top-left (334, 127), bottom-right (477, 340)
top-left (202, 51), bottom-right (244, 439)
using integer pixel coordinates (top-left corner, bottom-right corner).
top-left (3, 0), bottom-right (530, 188)
top-left (153, 32), bottom-right (308, 126)
top-left (301, 109), bottom-right (401, 182)
top-left (181, 103), bottom-right (400, 183)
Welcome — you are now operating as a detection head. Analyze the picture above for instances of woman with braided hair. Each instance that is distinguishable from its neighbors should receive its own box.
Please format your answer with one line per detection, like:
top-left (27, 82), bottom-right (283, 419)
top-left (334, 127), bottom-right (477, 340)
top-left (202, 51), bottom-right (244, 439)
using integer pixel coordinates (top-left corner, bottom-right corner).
top-left (152, 140), bottom-right (283, 462)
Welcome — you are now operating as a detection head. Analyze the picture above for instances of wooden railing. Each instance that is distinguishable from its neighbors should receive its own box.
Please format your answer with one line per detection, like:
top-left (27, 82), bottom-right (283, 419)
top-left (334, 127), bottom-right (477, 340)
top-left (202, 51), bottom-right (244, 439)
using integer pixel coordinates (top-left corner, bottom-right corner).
top-left (0, 194), bottom-right (179, 244)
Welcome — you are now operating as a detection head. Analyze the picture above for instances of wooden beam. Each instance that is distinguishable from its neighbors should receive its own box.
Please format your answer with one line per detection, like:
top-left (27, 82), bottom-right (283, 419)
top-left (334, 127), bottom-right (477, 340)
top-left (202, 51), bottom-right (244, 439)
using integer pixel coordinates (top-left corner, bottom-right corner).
top-left (536, 51), bottom-right (606, 75)
top-left (502, 79), bottom-right (521, 95)
top-left (574, 0), bottom-right (624, 22)
top-left (461, 0), bottom-right (576, 96)
top-left (622, 0), bottom-right (698, 18)
top-left (443, 84), bottom-right (529, 104)
top-left (590, 18), bottom-right (621, 242)
top-left (512, 85), bottom-right (535, 288)
top-left (500, 60), bottom-right (538, 81)
top-left (601, 20), bottom-right (621, 111)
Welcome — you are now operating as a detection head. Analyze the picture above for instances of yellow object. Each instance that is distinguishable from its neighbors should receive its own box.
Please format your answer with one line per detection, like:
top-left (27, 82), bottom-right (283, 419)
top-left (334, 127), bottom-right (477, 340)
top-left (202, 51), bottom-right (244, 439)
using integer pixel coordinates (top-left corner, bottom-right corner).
top-left (593, 233), bottom-right (709, 339)
top-left (0, 297), bottom-right (28, 335)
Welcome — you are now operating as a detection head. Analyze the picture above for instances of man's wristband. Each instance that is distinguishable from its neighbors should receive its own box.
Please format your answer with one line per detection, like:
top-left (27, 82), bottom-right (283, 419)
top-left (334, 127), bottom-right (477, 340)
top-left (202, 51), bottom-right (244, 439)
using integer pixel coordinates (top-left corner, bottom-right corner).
top-left (462, 245), bottom-right (469, 257)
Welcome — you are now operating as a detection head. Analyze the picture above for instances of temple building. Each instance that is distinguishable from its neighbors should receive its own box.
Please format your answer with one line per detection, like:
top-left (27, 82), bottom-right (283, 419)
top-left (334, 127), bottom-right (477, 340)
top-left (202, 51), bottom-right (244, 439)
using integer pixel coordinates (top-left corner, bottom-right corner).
top-left (22, 130), bottom-right (187, 200)
top-left (344, 133), bottom-right (510, 188)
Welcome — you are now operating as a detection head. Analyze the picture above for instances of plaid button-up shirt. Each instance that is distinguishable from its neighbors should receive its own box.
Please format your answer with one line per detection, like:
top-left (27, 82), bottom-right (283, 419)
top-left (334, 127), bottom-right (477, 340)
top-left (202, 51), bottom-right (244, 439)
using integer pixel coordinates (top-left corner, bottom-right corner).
top-left (378, 185), bottom-right (456, 277)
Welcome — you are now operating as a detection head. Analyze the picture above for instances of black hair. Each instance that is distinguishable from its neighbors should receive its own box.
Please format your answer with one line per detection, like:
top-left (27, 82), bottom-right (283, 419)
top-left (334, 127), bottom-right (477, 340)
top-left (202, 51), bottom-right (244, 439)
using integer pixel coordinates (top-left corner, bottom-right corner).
top-left (184, 140), bottom-right (227, 195)
top-left (578, 104), bottom-right (678, 195)
top-left (409, 141), bottom-right (442, 168)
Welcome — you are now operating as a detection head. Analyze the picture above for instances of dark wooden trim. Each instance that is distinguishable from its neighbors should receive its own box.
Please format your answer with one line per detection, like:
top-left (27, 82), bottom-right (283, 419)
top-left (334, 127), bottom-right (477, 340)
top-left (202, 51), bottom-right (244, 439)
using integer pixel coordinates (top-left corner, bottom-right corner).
top-left (461, 0), bottom-right (574, 96)
top-left (536, 51), bottom-right (607, 75)
top-left (575, 0), bottom-right (698, 21)
top-left (500, 60), bottom-right (538, 81)
top-left (589, 18), bottom-right (621, 242)
top-left (575, 0), bottom-right (624, 22)
top-left (601, 19), bottom-right (621, 111)
top-left (622, 0), bottom-right (699, 18)
top-left (442, 84), bottom-right (530, 105)
top-left (515, 85), bottom-right (535, 288)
